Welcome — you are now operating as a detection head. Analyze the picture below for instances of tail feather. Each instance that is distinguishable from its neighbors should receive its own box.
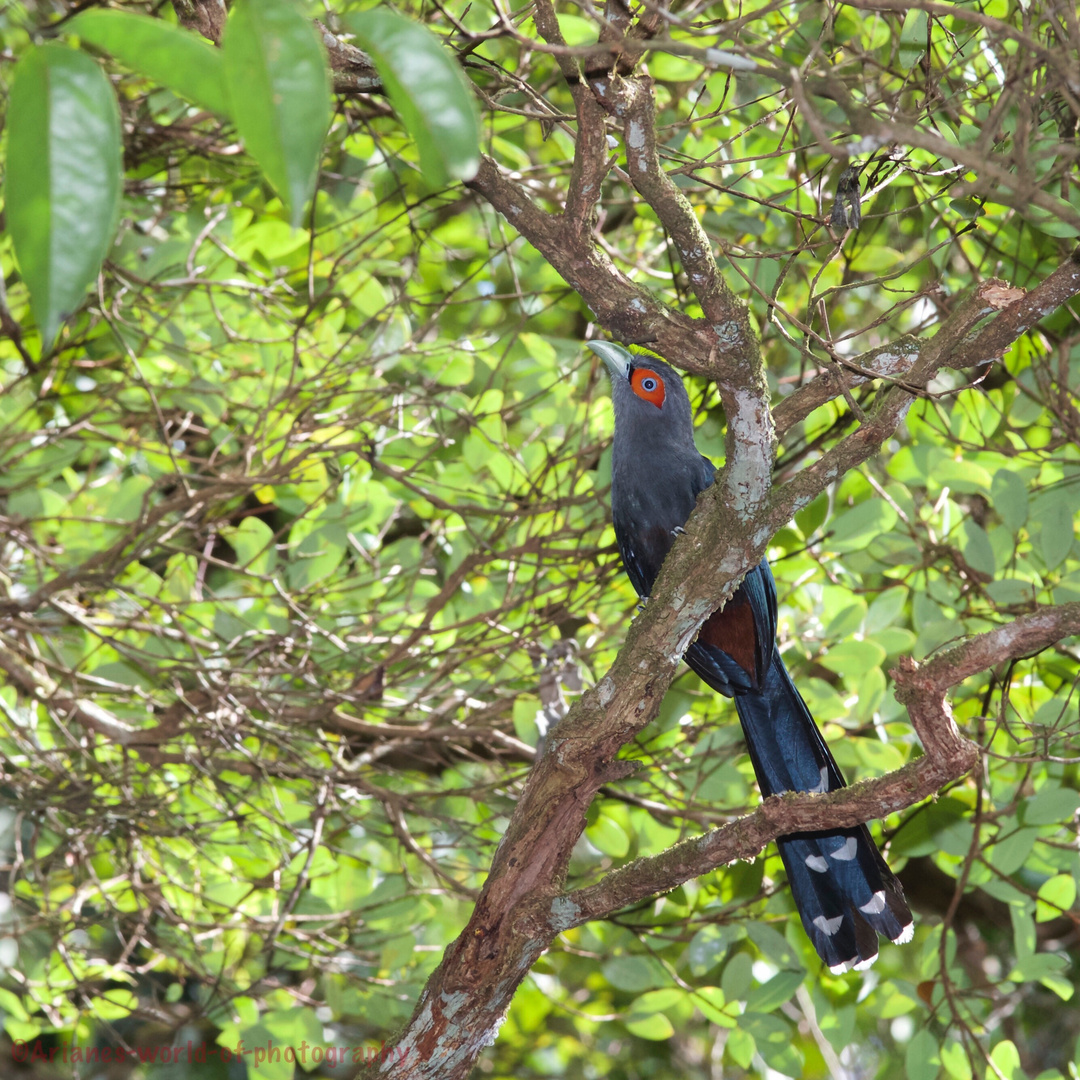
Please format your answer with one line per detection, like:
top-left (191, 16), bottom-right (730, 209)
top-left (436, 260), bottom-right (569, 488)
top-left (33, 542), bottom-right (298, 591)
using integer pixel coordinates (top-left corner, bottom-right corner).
top-left (777, 829), bottom-right (912, 972)
top-left (729, 655), bottom-right (913, 971)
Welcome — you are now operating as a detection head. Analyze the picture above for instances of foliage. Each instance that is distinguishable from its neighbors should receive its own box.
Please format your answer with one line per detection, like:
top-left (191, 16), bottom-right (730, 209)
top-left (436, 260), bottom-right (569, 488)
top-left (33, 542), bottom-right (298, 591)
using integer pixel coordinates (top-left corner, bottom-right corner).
top-left (0, 1), bottom-right (1079, 1079)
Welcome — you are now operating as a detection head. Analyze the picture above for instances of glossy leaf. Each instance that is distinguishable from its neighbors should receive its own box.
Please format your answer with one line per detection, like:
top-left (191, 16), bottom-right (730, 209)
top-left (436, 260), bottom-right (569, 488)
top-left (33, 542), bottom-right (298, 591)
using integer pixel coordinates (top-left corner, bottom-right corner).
top-left (962, 519), bottom-right (996, 576)
top-left (898, 10), bottom-right (928, 69)
top-left (5, 44), bottom-right (121, 349)
top-left (940, 1041), bottom-right (973, 1080)
top-left (992, 469), bottom-right (1029, 533)
top-left (745, 970), bottom-right (804, 1014)
top-left (1022, 786), bottom-right (1080, 826)
top-left (988, 1040), bottom-right (1022, 1080)
top-left (905, 1028), bottom-right (940, 1080)
top-left (69, 9), bottom-right (229, 115)
top-left (726, 1027), bottom-right (756, 1069)
top-left (222, 0), bottom-right (330, 226)
top-left (624, 1011), bottom-right (674, 1040)
top-left (1035, 873), bottom-right (1076, 922)
top-left (585, 812), bottom-right (629, 857)
top-left (1034, 497), bottom-right (1074, 570)
top-left (346, 9), bottom-right (480, 187)
top-left (691, 987), bottom-right (737, 1027)
top-left (987, 826), bottom-right (1039, 875)
top-left (828, 499), bottom-right (899, 552)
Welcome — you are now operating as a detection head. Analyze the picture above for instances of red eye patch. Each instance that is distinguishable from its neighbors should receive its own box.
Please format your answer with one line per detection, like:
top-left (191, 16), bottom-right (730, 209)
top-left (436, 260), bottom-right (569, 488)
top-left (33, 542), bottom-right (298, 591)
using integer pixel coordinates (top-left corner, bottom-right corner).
top-left (630, 367), bottom-right (665, 408)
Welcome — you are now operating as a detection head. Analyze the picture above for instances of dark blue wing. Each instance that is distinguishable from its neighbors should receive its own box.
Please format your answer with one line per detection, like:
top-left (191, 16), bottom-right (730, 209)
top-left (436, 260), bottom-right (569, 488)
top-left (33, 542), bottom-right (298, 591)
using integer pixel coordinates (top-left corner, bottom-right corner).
top-left (612, 453), bottom-right (715, 600)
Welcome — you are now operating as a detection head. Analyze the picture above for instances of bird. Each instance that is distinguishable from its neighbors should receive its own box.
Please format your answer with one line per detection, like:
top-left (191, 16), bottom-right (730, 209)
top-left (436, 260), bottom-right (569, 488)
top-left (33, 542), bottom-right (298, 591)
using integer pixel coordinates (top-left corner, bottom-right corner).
top-left (590, 339), bottom-right (913, 974)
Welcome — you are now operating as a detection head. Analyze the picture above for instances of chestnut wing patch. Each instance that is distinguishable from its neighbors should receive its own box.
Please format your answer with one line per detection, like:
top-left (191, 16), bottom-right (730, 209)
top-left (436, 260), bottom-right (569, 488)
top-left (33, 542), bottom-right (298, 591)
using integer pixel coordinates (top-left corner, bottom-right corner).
top-left (697, 590), bottom-right (758, 679)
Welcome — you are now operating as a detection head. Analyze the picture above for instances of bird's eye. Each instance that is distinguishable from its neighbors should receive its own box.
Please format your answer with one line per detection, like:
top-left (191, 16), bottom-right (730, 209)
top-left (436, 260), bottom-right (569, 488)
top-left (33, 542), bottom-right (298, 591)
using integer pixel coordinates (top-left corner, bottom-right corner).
top-left (630, 367), bottom-right (666, 408)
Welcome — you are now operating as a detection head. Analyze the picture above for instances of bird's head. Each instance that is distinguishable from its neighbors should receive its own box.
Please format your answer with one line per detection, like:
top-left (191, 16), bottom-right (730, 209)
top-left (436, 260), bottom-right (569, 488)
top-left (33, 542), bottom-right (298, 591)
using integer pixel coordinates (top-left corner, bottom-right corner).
top-left (587, 341), bottom-right (695, 441)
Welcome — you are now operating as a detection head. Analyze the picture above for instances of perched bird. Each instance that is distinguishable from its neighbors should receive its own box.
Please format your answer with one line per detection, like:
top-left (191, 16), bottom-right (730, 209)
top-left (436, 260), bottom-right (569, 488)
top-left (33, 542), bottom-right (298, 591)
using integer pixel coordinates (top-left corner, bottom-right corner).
top-left (590, 340), bottom-right (912, 973)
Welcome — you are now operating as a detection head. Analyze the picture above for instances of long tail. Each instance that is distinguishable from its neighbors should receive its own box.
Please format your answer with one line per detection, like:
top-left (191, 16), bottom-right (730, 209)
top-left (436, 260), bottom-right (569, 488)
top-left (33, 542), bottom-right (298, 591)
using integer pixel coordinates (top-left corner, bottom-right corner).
top-left (733, 655), bottom-right (913, 972)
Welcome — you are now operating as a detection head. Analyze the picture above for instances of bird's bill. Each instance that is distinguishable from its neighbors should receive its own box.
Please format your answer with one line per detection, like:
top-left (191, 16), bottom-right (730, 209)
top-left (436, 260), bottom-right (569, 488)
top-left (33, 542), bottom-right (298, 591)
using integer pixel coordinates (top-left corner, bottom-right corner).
top-left (587, 340), bottom-right (632, 382)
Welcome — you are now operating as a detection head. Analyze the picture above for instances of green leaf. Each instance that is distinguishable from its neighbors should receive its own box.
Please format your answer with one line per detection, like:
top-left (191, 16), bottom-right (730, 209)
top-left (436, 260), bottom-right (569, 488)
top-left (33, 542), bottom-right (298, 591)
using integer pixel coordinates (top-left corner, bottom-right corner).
top-left (986, 579), bottom-right (1035, 607)
top-left (989, 468), bottom-right (1032, 531)
top-left (550, 13), bottom-right (600, 46)
top-left (1033, 498), bottom-right (1075, 571)
top-left (586, 813), bottom-right (630, 858)
top-left (898, 10), bottom-right (928, 69)
top-left (875, 626), bottom-right (916, 654)
top-left (987, 827), bottom-right (1039, 876)
top-left (261, 1006), bottom-right (323, 1055)
top-left (69, 9), bottom-right (230, 115)
top-left (1022, 787), bottom-right (1080, 826)
top-left (905, 1028), bottom-right (940, 1080)
top-left (223, 0), bottom-right (331, 227)
top-left (630, 988), bottom-right (684, 1014)
top-left (745, 970), bottom-right (804, 1014)
top-left (238, 1020), bottom-right (310, 1080)
top-left (225, 516), bottom-right (278, 575)
top-left (817, 639), bottom-right (887, 678)
top-left (988, 1039), bottom-right (1022, 1080)
top-left (963, 520), bottom-right (996, 576)
top-left (892, 797), bottom-right (970, 858)
top-left (721, 950), bottom-right (754, 999)
top-left (795, 491), bottom-right (829, 538)
top-left (1035, 874), bottom-right (1076, 922)
top-left (624, 987), bottom-right (687, 1042)
top-left (288, 518), bottom-right (345, 588)
top-left (163, 553), bottom-right (198, 602)
top-left (88, 989), bottom-right (137, 1021)
top-left (1039, 973), bottom-right (1074, 1001)
top-left (827, 500), bottom-right (899, 553)
top-left (865, 587), bottom-right (907, 632)
top-left (687, 925), bottom-right (742, 976)
top-left (741, 1013), bottom-right (801, 1075)
top-left (747, 922), bottom-right (804, 971)
top-left (601, 955), bottom-right (668, 992)
top-left (346, 9), bottom-right (480, 188)
top-left (950, 197), bottom-right (985, 219)
top-left (624, 1011), bottom-right (674, 1040)
top-left (692, 986), bottom-right (737, 1027)
top-left (5, 43), bottom-right (122, 348)
top-left (940, 1040), bottom-right (972, 1080)
top-left (726, 1027), bottom-right (756, 1068)
top-left (825, 600), bottom-right (867, 638)
top-left (650, 52), bottom-right (705, 82)
top-left (1011, 905), bottom-right (1036, 961)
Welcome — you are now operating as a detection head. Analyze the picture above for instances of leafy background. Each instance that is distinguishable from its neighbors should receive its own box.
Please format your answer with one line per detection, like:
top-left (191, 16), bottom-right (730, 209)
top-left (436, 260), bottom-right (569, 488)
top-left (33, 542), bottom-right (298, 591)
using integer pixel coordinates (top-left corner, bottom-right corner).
top-left (1, 1), bottom-right (1079, 1078)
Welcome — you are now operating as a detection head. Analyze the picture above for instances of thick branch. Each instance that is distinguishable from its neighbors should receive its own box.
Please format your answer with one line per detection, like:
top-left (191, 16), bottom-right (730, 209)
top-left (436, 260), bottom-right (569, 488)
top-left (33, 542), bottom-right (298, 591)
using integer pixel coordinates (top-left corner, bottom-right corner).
top-left (563, 84), bottom-right (612, 236)
top-left (948, 251), bottom-right (1080, 370)
top-left (601, 76), bottom-right (732, 334)
top-left (772, 337), bottom-right (922, 435)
